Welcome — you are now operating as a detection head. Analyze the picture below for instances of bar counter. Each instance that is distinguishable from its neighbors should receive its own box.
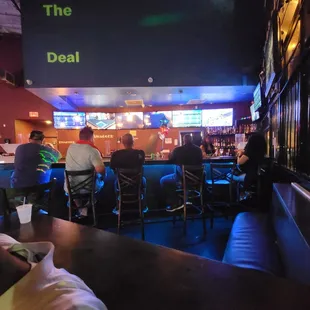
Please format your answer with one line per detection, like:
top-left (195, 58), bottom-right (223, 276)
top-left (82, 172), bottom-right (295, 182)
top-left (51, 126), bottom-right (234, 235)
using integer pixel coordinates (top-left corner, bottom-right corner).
top-left (0, 156), bottom-right (236, 215)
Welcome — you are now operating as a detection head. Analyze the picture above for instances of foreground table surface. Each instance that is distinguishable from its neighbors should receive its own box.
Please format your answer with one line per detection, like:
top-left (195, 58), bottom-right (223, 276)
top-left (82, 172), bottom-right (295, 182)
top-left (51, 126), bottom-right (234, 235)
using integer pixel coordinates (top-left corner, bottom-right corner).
top-left (1, 214), bottom-right (310, 310)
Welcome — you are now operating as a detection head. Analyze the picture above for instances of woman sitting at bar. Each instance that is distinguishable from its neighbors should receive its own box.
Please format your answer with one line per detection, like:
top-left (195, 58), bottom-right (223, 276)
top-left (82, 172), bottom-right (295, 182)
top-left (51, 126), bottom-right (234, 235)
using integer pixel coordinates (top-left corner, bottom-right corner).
top-left (200, 135), bottom-right (215, 158)
top-left (235, 133), bottom-right (267, 191)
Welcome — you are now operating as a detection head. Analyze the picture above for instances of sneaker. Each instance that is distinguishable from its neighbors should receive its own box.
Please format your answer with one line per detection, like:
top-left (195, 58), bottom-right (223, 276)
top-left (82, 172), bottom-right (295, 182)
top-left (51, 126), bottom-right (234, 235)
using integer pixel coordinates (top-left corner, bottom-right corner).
top-left (166, 204), bottom-right (185, 212)
top-left (166, 202), bottom-right (193, 212)
top-left (112, 206), bottom-right (148, 215)
top-left (79, 207), bottom-right (88, 217)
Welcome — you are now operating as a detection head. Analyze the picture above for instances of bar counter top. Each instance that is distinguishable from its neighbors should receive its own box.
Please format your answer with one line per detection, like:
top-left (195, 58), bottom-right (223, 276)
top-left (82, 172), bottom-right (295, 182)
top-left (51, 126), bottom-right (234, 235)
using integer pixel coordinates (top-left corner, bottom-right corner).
top-left (0, 156), bottom-right (236, 169)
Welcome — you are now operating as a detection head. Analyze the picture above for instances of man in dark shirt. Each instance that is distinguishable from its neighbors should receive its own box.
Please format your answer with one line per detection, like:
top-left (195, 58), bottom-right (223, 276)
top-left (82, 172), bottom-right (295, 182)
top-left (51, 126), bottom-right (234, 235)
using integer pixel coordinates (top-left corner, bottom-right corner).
top-left (11, 131), bottom-right (61, 188)
top-left (110, 134), bottom-right (146, 214)
top-left (111, 134), bottom-right (145, 170)
top-left (160, 134), bottom-right (203, 212)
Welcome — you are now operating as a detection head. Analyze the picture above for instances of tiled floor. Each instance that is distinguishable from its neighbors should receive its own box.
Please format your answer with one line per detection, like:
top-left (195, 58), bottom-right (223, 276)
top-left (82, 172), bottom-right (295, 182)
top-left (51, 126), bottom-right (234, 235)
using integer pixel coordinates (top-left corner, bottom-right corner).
top-left (104, 216), bottom-right (232, 261)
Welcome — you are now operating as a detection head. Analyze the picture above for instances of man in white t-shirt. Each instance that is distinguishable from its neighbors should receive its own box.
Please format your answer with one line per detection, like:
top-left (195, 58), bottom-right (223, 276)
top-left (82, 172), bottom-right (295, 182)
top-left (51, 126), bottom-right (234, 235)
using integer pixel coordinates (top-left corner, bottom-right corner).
top-left (65, 127), bottom-right (105, 216)
top-left (0, 233), bottom-right (107, 310)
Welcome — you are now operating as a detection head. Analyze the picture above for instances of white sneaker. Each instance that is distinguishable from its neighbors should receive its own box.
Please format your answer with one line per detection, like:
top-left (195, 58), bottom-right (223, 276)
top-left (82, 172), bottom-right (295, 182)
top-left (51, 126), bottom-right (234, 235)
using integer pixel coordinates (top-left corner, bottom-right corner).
top-left (79, 207), bottom-right (88, 217)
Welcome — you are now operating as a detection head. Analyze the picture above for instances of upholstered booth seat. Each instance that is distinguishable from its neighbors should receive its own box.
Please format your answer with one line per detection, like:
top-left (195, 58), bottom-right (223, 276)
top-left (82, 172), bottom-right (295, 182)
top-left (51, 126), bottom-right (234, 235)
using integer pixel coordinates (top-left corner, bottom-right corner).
top-left (223, 212), bottom-right (283, 276)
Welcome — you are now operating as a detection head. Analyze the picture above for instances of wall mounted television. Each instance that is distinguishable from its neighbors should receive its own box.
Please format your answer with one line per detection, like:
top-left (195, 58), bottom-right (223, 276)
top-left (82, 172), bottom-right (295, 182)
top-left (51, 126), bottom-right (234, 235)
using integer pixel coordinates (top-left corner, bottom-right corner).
top-left (253, 83), bottom-right (262, 111)
top-left (53, 112), bottom-right (86, 129)
top-left (115, 112), bottom-right (144, 129)
top-left (172, 110), bottom-right (202, 127)
top-left (250, 104), bottom-right (260, 122)
top-left (86, 113), bottom-right (116, 129)
top-left (143, 111), bottom-right (172, 128)
top-left (202, 108), bottom-right (233, 127)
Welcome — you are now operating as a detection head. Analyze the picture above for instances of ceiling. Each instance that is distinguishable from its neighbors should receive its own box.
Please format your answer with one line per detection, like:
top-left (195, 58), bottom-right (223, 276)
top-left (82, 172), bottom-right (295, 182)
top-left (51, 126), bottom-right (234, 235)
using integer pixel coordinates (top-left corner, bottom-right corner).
top-left (0, 0), bottom-right (21, 34)
top-left (27, 85), bottom-right (256, 111)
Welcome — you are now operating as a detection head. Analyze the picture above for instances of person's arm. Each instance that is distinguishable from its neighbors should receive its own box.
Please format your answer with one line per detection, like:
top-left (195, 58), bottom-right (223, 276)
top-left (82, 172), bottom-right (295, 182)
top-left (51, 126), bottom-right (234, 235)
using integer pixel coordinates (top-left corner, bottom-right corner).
top-left (110, 152), bottom-right (116, 171)
top-left (44, 144), bottom-right (62, 162)
top-left (198, 147), bottom-right (203, 163)
top-left (200, 145), bottom-right (207, 159)
top-left (237, 154), bottom-right (249, 165)
top-left (90, 149), bottom-right (105, 175)
top-left (169, 148), bottom-right (177, 163)
top-left (211, 144), bottom-right (216, 156)
top-left (141, 150), bottom-right (145, 164)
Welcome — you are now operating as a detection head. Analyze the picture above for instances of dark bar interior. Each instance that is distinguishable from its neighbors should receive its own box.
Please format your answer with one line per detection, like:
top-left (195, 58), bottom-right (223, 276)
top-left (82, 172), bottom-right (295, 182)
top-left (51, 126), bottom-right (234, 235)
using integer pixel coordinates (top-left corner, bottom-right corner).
top-left (1, 0), bottom-right (310, 309)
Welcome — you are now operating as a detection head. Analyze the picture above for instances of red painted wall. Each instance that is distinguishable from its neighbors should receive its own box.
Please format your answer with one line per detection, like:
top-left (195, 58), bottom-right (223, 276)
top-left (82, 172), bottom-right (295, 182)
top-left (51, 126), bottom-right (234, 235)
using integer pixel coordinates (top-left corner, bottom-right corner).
top-left (0, 35), bottom-right (55, 143)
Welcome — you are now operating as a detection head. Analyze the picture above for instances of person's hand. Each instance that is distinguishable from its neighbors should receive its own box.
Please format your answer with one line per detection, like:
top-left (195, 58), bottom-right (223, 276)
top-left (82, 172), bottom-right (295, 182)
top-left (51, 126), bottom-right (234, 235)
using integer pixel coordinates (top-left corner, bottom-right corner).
top-left (237, 150), bottom-right (244, 157)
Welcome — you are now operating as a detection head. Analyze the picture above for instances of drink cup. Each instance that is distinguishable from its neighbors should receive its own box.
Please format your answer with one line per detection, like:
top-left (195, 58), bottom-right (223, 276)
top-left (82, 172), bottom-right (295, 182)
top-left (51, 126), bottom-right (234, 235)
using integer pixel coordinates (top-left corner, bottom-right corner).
top-left (16, 204), bottom-right (32, 224)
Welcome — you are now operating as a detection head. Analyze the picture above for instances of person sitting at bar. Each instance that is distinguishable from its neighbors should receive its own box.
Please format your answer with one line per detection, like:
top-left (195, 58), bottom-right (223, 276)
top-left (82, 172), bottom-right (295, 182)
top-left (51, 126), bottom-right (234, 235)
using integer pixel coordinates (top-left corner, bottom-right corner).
top-left (65, 126), bottom-right (105, 216)
top-left (160, 134), bottom-right (203, 212)
top-left (234, 133), bottom-right (267, 192)
top-left (0, 233), bottom-right (107, 309)
top-left (200, 135), bottom-right (215, 158)
top-left (11, 131), bottom-right (61, 188)
top-left (110, 133), bottom-right (146, 214)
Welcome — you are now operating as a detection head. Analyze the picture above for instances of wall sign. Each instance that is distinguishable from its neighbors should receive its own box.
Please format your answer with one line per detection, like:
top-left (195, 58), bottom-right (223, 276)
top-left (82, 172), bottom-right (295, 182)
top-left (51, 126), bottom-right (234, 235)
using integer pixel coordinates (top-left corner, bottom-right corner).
top-left (94, 134), bottom-right (114, 139)
top-left (29, 111), bottom-right (39, 118)
top-left (20, 0), bottom-right (237, 88)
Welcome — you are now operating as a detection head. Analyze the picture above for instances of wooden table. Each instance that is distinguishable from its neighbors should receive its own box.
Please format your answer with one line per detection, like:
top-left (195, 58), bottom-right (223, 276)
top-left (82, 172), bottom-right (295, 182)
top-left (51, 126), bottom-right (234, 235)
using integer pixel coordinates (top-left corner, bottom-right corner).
top-left (1, 214), bottom-right (310, 310)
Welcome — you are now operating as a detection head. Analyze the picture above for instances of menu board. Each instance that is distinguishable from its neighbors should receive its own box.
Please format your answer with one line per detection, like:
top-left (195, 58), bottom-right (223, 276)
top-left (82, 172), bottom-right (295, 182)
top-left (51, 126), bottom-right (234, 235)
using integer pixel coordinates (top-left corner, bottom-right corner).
top-left (86, 113), bottom-right (116, 129)
top-left (53, 112), bottom-right (86, 129)
top-left (144, 111), bottom-right (172, 128)
top-left (172, 110), bottom-right (202, 127)
top-left (202, 109), bottom-right (233, 127)
top-left (116, 112), bottom-right (144, 129)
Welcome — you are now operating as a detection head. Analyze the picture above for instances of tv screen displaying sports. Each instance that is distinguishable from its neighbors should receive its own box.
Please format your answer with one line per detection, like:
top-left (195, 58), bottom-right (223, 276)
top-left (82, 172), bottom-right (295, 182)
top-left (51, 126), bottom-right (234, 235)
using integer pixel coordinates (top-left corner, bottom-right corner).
top-left (253, 83), bottom-right (262, 111)
top-left (172, 110), bottom-right (202, 127)
top-left (143, 111), bottom-right (172, 128)
top-left (86, 113), bottom-right (116, 129)
top-left (53, 112), bottom-right (86, 129)
top-left (115, 112), bottom-right (144, 129)
top-left (202, 108), bottom-right (233, 127)
top-left (250, 104), bottom-right (260, 122)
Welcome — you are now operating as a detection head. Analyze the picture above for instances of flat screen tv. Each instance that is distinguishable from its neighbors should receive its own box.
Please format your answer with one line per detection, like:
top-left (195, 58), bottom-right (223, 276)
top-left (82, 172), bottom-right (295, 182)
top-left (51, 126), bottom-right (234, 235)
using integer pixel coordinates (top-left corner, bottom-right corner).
top-left (253, 83), bottom-right (262, 111)
top-left (115, 112), bottom-right (144, 129)
top-left (202, 108), bottom-right (233, 127)
top-left (53, 112), bottom-right (86, 129)
top-left (143, 111), bottom-right (172, 128)
top-left (172, 110), bottom-right (202, 127)
top-left (250, 104), bottom-right (260, 122)
top-left (86, 113), bottom-right (116, 129)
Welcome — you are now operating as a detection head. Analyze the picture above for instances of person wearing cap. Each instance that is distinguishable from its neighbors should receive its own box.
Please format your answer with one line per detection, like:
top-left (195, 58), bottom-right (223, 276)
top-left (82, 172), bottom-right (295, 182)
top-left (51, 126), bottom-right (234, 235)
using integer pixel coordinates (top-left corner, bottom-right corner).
top-left (11, 131), bottom-right (61, 188)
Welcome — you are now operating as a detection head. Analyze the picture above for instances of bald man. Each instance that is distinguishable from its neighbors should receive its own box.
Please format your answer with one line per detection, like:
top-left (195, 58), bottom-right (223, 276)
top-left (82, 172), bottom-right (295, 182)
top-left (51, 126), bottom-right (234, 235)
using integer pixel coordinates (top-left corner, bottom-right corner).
top-left (110, 134), bottom-right (146, 214)
top-left (160, 134), bottom-right (203, 212)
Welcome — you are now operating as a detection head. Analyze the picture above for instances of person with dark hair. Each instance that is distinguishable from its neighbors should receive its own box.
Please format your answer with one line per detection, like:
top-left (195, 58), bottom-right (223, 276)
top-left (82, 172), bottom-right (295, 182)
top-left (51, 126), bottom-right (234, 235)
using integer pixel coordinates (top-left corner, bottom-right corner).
top-left (11, 130), bottom-right (61, 188)
top-left (160, 134), bottom-right (203, 212)
top-left (236, 133), bottom-right (267, 190)
top-left (110, 133), bottom-right (146, 214)
top-left (65, 127), bottom-right (105, 216)
top-left (200, 135), bottom-right (215, 158)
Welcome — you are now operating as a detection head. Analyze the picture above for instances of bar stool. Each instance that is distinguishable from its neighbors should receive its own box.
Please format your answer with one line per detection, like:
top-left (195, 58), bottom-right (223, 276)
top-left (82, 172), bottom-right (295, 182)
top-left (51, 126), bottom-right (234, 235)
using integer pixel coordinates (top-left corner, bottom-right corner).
top-left (206, 163), bottom-right (235, 228)
top-left (65, 169), bottom-right (97, 226)
top-left (114, 167), bottom-right (147, 240)
top-left (175, 165), bottom-right (206, 235)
